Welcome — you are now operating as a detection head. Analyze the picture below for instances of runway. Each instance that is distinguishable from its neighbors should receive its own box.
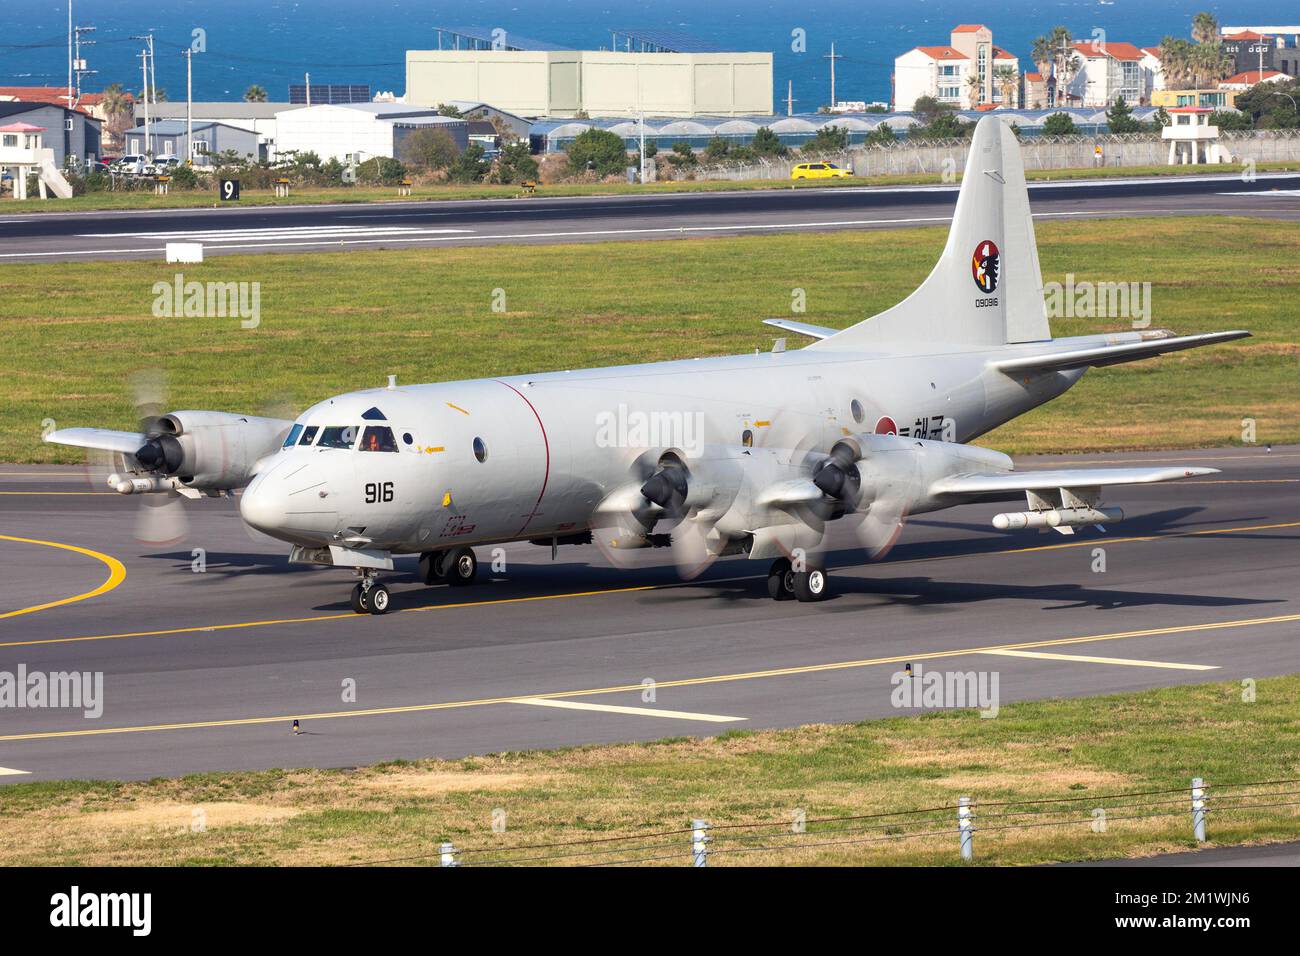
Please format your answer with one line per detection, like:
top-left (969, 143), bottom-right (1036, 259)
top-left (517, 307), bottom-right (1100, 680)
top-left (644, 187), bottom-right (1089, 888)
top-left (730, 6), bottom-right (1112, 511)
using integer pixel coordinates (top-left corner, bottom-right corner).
top-left (0, 444), bottom-right (1296, 783)
top-left (2, 172), bottom-right (1298, 262)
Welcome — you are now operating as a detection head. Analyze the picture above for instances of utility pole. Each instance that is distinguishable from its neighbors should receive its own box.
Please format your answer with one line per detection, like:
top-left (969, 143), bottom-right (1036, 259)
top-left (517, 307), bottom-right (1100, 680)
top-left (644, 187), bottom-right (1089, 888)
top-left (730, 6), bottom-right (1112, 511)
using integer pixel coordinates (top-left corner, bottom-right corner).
top-left (786, 80), bottom-right (796, 116)
top-left (73, 25), bottom-right (96, 106)
top-left (186, 49), bottom-right (194, 150)
top-left (137, 49), bottom-right (151, 158)
top-left (65, 0), bottom-right (73, 107)
top-left (824, 41), bottom-right (842, 110)
top-left (305, 72), bottom-right (311, 105)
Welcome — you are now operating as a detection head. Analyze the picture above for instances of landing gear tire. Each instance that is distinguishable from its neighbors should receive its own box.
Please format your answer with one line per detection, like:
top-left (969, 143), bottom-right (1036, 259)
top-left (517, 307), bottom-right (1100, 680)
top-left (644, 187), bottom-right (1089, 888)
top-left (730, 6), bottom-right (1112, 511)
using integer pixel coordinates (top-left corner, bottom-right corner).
top-left (367, 583), bottom-right (391, 615)
top-left (794, 568), bottom-right (829, 603)
top-left (445, 547), bottom-right (478, 586)
top-left (350, 583), bottom-right (371, 614)
top-left (418, 551), bottom-right (443, 585)
top-left (767, 558), bottom-right (797, 601)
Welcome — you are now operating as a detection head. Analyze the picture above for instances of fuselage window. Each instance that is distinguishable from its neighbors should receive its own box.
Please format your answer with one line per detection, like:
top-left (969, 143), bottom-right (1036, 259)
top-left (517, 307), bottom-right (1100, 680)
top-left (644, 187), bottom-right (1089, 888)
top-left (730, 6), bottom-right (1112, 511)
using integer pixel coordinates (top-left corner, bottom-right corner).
top-left (283, 423), bottom-right (303, 447)
top-left (298, 425), bottom-right (319, 446)
top-left (402, 432), bottom-right (413, 446)
top-left (317, 425), bottom-right (358, 449)
top-left (473, 437), bottom-right (488, 463)
top-left (850, 399), bottom-right (865, 424)
top-left (742, 429), bottom-right (754, 447)
top-left (360, 425), bottom-right (398, 452)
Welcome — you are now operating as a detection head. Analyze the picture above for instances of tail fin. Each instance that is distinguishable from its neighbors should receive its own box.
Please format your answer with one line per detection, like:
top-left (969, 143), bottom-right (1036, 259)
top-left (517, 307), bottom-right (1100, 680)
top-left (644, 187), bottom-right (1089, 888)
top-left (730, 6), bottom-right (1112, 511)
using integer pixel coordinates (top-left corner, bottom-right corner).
top-left (810, 115), bottom-right (1049, 351)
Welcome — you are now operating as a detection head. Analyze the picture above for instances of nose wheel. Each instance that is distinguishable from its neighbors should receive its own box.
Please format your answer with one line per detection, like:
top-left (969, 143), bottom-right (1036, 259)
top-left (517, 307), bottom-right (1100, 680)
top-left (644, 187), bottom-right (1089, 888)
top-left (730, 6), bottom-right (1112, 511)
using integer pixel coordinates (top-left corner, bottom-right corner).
top-left (350, 574), bottom-right (391, 615)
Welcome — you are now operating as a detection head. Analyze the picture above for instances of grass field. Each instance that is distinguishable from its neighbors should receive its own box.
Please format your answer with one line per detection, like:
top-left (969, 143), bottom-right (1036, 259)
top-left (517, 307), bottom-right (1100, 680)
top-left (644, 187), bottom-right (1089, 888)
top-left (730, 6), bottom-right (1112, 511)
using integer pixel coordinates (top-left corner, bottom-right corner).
top-left (1, 675), bottom-right (1295, 866)
top-left (4, 159), bottom-right (1297, 213)
top-left (0, 215), bottom-right (1291, 463)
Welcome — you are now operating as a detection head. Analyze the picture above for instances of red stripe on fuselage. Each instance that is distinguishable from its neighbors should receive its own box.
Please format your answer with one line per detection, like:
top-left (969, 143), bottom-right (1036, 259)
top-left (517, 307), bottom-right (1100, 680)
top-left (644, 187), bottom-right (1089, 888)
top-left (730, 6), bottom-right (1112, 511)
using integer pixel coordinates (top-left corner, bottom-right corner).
top-left (495, 380), bottom-right (550, 537)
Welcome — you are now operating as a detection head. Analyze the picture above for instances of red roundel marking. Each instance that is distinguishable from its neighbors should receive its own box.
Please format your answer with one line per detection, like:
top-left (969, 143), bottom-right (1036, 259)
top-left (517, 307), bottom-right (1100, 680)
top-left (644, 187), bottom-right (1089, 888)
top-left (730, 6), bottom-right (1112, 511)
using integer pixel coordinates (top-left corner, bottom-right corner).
top-left (874, 416), bottom-right (897, 435)
top-left (971, 239), bottom-right (1000, 293)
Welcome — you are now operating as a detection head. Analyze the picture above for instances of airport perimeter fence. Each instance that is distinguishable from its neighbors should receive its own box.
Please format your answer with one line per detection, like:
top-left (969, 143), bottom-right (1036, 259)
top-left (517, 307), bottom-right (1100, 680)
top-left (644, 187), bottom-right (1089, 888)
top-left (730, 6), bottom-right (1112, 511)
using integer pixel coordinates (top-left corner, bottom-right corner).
top-left (691, 128), bottom-right (1300, 181)
top-left (345, 777), bottom-right (1300, 867)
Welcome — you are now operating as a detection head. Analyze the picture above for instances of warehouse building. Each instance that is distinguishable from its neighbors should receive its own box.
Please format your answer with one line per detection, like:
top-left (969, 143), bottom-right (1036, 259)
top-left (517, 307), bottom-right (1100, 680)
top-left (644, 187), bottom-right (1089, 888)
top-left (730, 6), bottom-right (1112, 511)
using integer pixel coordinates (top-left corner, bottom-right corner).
top-left (145, 102), bottom-right (307, 161)
top-left (273, 103), bottom-right (468, 162)
top-left (126, 120), bottom-right (258, 164)
top-left (407, 27), bottom-right (773, 118)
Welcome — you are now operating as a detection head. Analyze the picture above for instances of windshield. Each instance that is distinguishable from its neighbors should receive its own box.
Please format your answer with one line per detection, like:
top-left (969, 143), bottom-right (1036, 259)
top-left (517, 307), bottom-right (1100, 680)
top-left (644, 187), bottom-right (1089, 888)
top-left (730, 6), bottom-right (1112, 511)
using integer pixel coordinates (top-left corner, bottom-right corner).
top-left (282, 424), bottom-right (303, 448)
top-left (298, 425), bottom-right (319, 446)
top-left (317, 425), bottom-right (358, 449)
top-left (359, 425), bottom-right (397, 452)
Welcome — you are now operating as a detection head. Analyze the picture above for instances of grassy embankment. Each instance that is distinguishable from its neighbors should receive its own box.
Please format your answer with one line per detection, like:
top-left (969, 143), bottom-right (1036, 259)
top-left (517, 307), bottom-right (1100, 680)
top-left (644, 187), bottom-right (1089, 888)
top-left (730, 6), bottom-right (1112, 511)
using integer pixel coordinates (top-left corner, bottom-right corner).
top-left (0, 676), bottom-right (1295, 866)
top-left (0, 215), bottom-right (1292, 463)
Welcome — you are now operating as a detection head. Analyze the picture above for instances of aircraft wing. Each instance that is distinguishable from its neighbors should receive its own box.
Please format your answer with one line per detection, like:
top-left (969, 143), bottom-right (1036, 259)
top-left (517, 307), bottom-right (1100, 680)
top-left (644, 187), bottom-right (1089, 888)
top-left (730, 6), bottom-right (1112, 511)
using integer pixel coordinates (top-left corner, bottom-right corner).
top-left (45, 427), bottom-right (144, 455)
top-left (992, 331), bottom-right (1250, 375)
top-left (931, 465), bottom-right (1218, 497)
top-left (762, 318), bottom-right (839, 341)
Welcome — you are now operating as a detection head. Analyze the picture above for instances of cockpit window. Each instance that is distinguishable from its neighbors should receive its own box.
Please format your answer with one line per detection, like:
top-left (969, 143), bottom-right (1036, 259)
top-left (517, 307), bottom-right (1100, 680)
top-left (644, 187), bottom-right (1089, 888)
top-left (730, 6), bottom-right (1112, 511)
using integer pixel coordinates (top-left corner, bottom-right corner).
top-left (317, 425), bottom-right (358, 449)
top-left (298, 425), bottom-right (319, 446)
top-left (283, 424), bottom-right (303, 448)
top-left (361, 406), bottom-right (387, 421)
top-left (359, 425), bottom-right (397, 453)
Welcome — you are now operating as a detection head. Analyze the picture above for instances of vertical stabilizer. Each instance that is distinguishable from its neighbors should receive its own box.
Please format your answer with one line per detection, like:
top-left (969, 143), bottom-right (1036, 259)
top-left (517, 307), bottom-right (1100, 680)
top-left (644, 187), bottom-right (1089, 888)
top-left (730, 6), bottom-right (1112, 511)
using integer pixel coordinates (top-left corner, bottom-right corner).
top-left (810, 115), bottom-right (1050, 351)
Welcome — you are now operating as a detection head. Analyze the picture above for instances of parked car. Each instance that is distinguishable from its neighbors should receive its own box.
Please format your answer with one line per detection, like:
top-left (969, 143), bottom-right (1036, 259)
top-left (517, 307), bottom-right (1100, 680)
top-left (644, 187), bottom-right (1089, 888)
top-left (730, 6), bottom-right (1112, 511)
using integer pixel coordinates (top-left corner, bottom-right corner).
top-left (112, 154), bottom-right (147, 175)
top-left (143, 156), bottom-right (182, 176)
top-left (790, 161), bottom-right (852, 180)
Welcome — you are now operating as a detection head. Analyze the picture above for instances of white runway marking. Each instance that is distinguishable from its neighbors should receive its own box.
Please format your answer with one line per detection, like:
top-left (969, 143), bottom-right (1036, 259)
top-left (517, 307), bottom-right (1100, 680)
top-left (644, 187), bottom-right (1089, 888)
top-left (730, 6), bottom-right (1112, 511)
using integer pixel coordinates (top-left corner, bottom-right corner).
top-left (1216, 190), bottom-right (1300, 197)
top-left (77, 224), bottom-right (473, 243)
top-left (0, 767), bottom-right (32, 776)
top-left (979, 649), bottom-right (1218, 670)
top-left (513, 697), bottom-right (746, 722)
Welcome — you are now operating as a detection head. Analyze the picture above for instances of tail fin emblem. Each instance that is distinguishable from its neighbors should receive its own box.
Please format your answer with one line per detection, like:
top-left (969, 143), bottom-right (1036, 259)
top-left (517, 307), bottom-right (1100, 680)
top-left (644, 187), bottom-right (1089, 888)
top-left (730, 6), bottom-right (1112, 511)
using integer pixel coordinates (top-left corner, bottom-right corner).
top-left (972, 239), bottom-right (1000, 293)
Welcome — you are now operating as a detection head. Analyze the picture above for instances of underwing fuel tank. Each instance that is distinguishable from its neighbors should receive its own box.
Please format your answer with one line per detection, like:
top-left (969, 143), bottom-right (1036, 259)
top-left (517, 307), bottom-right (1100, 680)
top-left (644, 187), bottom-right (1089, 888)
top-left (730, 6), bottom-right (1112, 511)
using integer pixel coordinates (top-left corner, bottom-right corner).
top-left (993, 507), bottom-right (1124, 530)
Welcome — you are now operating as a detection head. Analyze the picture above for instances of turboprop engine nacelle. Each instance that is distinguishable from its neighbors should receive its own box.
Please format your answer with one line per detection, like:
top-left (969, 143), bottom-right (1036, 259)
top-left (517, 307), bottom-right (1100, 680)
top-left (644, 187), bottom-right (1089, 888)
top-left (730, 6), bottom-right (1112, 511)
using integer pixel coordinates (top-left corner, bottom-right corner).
top-left (132, 410), bottom-right (292, 491)
top-left (849, 434), bottom-right (1015, 517)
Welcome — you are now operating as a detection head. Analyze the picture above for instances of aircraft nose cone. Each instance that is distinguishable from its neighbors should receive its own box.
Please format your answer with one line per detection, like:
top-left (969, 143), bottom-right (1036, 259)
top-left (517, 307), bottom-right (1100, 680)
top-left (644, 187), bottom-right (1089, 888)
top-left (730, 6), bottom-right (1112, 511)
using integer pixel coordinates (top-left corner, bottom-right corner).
top-left (239, 458), bottom-right (339, 544)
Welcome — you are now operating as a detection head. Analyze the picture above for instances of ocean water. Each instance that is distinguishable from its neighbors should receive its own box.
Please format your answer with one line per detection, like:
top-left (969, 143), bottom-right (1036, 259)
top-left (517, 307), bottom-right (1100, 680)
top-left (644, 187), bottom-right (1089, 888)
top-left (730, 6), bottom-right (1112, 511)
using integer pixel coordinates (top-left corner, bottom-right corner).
top-left (3, 0), bottom-right (1285, 106)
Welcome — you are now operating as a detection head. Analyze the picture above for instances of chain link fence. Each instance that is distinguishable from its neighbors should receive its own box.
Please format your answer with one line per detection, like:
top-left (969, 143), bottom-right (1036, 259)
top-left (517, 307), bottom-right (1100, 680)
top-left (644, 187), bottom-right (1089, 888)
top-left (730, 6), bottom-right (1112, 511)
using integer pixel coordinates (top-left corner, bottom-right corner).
top-left (686, 129), bottom-right (1300, 181)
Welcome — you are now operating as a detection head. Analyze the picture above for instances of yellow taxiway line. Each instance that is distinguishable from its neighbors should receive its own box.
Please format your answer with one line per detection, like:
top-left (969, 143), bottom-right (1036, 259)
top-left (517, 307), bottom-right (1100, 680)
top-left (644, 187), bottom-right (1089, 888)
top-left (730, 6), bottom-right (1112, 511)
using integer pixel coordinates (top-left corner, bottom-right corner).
top-left (1, 609), bottom-right (1296, 742)
top-left (1, 518), bottom-right (1297, 650)
top-left (0, 534), bottom-right (126, 620)
top-left (978, 649), bottom-right (1219, 670)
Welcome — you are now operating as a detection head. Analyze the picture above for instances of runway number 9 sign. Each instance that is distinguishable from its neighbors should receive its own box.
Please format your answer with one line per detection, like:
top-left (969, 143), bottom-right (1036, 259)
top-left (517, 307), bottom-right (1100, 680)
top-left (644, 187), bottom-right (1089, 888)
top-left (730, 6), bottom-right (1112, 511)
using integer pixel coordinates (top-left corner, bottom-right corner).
top-left (219, 178), bottom-right (240, 201)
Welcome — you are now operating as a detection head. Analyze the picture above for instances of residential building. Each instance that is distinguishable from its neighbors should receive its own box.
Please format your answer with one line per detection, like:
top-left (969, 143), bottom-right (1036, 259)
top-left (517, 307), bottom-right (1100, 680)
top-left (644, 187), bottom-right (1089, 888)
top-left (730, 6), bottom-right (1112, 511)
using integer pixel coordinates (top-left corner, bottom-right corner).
top-left (1151, 88), bottom-right (1237, 110)
top-left (893, 24), bottom-right (1019, 111)
top-left (1023, 72), bottom-right (1047, 109)
top-left (1221, 31), bottom-right (1279, 75)
top-left (1066, 41), bottom-right (1147, 107)
top-left (1223, 25), bottom-right (1300, 77)
top-left (145, 102), bottom-right (308, 161)
top-left (273, 103), bottom-right (469, 163)
top-left (1140, 48), bottom-right (1166, 98)
top-left (125, 120), bottom-right (258, 165)
top-left (1220, 69), bottom-right (1292, 91)
top-left (0, 101), bottom-right (101, 166)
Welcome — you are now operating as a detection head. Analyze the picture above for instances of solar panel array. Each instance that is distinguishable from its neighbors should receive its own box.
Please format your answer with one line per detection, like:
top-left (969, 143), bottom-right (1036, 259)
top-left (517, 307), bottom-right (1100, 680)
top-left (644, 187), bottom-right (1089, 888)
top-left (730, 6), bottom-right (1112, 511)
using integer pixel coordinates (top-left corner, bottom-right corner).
top-left (289, 84), bottom-right (371, 105)
top-left (609, 29), bottom-right (727, 53)
top-left (434, 27), bottom-right (569, 52)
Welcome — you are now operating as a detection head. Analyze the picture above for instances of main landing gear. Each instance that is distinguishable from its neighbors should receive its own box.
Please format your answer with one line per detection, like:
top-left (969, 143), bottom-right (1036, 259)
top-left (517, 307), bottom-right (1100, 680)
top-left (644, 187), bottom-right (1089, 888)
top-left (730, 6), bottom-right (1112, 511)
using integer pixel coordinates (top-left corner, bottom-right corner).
top-left (348, 547), bottom-right (481, 617)
top-left (767, 557), bottom-right (829, 603)
top-left (418, 546), bottom-right (478, 587)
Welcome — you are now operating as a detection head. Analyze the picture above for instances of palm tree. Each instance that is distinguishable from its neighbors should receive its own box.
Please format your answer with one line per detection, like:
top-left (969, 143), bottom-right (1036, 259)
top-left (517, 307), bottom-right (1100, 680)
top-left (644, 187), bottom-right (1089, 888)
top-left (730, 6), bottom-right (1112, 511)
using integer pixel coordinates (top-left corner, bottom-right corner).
top-left (993, 65), bottom-right (1019, 108)
top-left (966, 72), bottom-right (982, 109)
top-left (1191, 11), bottom-right (1219, 46)
top-left (99, 82), bottom-right (134, 150)
top-left (243, 84), bottom-right (268, 103)
top-left (1191, 41), bottom-right (1232, 88)
top-left (1158, 36), bottom-right (1193, 90)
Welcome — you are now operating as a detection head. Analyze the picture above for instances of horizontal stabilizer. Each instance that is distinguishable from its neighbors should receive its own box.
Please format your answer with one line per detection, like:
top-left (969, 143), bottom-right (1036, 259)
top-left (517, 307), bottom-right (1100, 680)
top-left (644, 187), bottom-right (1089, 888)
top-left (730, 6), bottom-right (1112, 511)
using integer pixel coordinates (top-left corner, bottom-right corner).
top-left (993, 331), bottom-right (1250, 375)
top-left (932, 465), bottom-right (1218, 497)
top-left (45, 427), bottom-right (144, 455)
top-left (762, 318), bottom-right (838, 340)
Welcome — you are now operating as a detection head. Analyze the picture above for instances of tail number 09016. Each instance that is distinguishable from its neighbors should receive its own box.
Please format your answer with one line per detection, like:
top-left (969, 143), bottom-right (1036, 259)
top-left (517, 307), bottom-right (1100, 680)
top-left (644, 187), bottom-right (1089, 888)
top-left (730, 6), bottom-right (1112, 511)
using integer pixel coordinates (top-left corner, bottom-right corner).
top-left (364, 481), bottom-right (394, 504)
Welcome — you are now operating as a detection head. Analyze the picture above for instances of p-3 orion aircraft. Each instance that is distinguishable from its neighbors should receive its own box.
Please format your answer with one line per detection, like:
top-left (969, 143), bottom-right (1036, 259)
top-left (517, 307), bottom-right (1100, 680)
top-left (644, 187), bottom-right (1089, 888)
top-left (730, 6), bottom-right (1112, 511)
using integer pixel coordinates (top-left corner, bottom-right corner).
top-left (47, 116), bottom-right (1248, 614)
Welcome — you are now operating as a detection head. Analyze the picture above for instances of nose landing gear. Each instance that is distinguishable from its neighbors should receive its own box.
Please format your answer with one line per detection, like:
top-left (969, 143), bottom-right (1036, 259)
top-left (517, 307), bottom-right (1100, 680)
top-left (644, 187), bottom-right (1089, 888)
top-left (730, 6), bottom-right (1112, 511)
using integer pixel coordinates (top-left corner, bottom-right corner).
top-left (350, 571), bottom-right (392, 615)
